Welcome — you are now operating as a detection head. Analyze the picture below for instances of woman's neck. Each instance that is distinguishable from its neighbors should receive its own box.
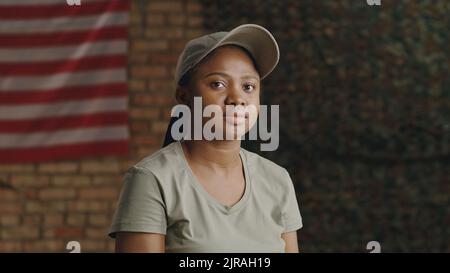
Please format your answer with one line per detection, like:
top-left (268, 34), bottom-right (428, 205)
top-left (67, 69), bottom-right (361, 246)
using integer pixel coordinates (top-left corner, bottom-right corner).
top-left (181, 139), bottom-right (242, 170)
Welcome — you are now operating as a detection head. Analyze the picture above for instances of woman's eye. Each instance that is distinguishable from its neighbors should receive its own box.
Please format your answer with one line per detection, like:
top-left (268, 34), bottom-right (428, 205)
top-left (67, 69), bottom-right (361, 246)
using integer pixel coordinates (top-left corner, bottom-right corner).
top-left (243, 84), bottom-right (256, 93)
top-left (210, 81), bottom-right (225, 89)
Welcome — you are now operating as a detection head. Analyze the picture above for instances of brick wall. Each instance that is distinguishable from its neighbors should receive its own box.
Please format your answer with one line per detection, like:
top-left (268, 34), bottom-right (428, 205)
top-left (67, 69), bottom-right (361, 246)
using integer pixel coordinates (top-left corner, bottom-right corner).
top-left (0, 0), bottom-right (205, 253)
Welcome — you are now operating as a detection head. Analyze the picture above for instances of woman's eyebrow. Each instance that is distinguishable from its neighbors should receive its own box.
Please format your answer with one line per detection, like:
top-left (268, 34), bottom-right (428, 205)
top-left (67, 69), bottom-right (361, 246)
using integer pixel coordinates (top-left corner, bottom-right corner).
top-left (204, 72), bottom-right (259, 80)
top-left (204, 72), bottom-right (230, 78)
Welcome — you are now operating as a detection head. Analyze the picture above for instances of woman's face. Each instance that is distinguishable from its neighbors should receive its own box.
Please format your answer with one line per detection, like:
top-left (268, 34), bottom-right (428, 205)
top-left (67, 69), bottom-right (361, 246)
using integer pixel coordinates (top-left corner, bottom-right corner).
top-left (178, 45), bottom-right (261, 140)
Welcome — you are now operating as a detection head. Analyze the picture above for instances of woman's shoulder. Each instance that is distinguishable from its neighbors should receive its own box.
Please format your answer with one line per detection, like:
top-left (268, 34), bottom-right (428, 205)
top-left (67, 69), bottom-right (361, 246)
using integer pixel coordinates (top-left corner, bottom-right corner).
top-left (240, 148), bottom-right (296, 200)
top-left (240, 147), bottom-right (291, 182)
top-left (129, 141), bottom-right (181, 175)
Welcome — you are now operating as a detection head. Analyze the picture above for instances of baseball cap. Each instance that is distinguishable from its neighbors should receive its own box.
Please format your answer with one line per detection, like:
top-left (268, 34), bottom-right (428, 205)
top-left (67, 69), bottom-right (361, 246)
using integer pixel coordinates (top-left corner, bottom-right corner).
top-left (174, 24), bottom-right (280, 84)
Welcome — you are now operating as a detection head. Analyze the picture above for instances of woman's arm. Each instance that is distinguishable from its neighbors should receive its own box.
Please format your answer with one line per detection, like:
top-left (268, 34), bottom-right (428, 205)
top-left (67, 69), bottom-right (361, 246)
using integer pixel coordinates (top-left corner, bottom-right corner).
top-left (115, 232), bottom-right (166, 253)
top-left (281, 231), bottom-right (299, 253)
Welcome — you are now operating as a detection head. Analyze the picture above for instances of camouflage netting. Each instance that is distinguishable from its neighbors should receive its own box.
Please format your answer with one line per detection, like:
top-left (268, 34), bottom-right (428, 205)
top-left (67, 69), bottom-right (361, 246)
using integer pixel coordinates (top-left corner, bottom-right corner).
top-left (200, 0), bottom-right (449, 252)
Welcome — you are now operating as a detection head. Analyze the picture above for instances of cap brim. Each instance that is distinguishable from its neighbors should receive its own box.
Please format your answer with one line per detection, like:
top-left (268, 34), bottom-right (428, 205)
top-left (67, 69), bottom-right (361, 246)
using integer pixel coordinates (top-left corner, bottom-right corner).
top-left (206, 24), bottom-right (280, 80)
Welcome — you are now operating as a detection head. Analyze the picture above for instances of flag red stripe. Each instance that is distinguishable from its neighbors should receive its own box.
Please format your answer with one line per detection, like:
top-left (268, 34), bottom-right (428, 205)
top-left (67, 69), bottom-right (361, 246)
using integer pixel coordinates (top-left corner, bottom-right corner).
top-left (0, 140), bottom-right (129, 164)
top-left (0, 1), bottom-right (129, 20)
top-left (0, 112), bottom-right (128, 133)
top-left (0, 26), bottom-right (127, 48)
top-left (0, 83), bottom-right (127, 104)
top-left (0, 54), bottom-right (126, 76)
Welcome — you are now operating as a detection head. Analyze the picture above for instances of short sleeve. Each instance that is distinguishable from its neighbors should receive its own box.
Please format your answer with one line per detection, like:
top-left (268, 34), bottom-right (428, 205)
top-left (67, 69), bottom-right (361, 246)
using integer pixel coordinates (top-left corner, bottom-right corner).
top-left (108, 166), bottom-right (167, 238)
top-left (281, 169), bottom-right (303, 233)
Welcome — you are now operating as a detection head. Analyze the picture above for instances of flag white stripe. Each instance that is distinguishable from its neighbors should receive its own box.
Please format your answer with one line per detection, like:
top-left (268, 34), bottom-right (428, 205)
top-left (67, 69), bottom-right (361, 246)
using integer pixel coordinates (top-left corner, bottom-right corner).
top-left (0, 97), bottom-right (127, 120)
top-left (0, 41), bottom-right (127, 63)
top-left (0, 126), bottom-right (128, 148)
top-left (0, 12), bottom-right (128, 33)
top-left (0, 68), bottom-right (126, 91)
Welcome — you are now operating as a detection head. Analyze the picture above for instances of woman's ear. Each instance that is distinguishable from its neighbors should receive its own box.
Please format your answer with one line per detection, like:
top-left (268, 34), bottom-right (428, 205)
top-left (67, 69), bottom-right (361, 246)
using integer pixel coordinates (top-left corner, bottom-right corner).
top-left (175, 85), bottom-right (190, 105)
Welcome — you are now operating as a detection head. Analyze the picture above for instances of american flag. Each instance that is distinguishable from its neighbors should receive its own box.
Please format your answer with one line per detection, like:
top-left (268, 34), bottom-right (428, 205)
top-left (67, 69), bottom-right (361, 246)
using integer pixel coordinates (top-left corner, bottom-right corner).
top-left (0, 0), bottom-right (130, 164)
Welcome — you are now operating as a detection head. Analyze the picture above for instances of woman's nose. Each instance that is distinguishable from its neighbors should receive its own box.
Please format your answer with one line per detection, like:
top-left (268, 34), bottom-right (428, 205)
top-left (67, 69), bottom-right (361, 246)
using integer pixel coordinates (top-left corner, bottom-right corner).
top-left (225, 85), bottom-right (246, 106)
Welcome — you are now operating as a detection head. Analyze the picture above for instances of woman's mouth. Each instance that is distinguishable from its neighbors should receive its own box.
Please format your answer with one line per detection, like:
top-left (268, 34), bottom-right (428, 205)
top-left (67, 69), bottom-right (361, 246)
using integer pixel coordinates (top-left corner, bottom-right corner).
top-left (223, 112), bottom-right (248, 126)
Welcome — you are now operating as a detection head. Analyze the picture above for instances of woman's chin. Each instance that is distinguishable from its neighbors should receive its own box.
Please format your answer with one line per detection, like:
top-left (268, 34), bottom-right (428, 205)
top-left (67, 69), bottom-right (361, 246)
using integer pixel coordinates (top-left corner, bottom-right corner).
top-left (223, 124), bottom-right (248, 140)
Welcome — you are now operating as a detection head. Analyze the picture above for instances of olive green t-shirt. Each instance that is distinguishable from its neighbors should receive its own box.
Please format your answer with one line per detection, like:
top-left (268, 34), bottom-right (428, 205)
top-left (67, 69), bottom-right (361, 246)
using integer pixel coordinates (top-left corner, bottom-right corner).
top-left (108, 141), bottom-right (303, 253)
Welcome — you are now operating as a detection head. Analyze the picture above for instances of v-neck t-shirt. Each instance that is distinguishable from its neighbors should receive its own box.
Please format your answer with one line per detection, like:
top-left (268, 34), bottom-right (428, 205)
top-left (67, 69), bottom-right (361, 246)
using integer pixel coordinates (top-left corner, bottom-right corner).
top-left (108, 141), bottom-right (303, 253)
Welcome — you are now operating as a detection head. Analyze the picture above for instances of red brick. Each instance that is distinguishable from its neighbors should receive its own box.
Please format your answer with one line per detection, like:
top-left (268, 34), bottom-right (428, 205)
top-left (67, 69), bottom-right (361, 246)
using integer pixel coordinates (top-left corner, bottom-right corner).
top-left (137, 146), bottom-right (159, 158)
top-left (147, 1), bottom-right (183, 12)
top-left (52, 175), bottom-right (91, 187)
top-left (43, 213), bottom-right (64, 227)
top-left (10, 175), bottom-right (50, 188)
top-left (186, 29), bottom-right (205, 38)
top-left (39, 188), bottom-right (76, 200)
top-left (25, 189), bottom-right (38, 199)
top-left (132, 135), bottom-right (160, 146)
top-left (66, 213), bottom-right (86, 226)
top-left (23, 240), bottom-right (64, 253)
top-left (168, 14), bottom-right (186, 26)
top-left (0, 215), bottom-right (20, 226)
top-left (128, 80), bottom-right (146, 92)
top-left (22, 214), bottom-right (42, 225)
top-left (91, 175), bottom-right (123, 186)
top-left (86, 227), bottom-right (107, 239)
top-left (1, 226), bottom-right (40, 240)
top-left (80, 160), bottom-right (120, 174)
top-left (37, 162), bottom-right (78, 173)
top-left (146, 14), bottom-right (166, 26)
top-left (129, 27), bottom-right (144, 38)
top-left (78, 187), bottom-right (118, 200)
top-left (0, 202), bottom-right (23, 214)
top-left (88, 214), bottom-right (111, 227)
top-left (132, 94), bottom-right (175, 106)
top-left (148, 80), bottom-right (175, 91)
top-left (129, 53), bottom-right (149, 64)
top-left (0, 242), bottom-right (22, 252)
top-left (43, 229), bottom-right (55, 239)
top-left (129, 108), bottom-right (160, 120)
top-left (68, 201), bottom-right (109, 213)
top-left (25, 201), bottom-right (66, 213)
top-left (186, 2), bottom-right (202, 13)
top-left (0, 164), bottom-right (34, 173)
top-left (188, 16), bottom-right (203, 27)
top-left (169, 39), bottom-right (190, 51)
top-left (130, 65), bottom-right (168, 78)
top-left (54, 227), bottom-right (84, 238)
top-left (129, 13), bottom-right (143, 25)
top-left (0, 189), bottom-right (20, 201)
top-left (152, 120), bottom-right (170, 134)
top-left (147, 53), bottom-right (179, 64)
top-left (79, 240), bottom-right (106, 253)
top-left (130, 121), bottom-right (151, 133)
top-left (132, 40), bottom-right (168, 52)
top-left (144, 28), bottom-right (184, 39)
top-left (106, 239), bottom-right (115, 252)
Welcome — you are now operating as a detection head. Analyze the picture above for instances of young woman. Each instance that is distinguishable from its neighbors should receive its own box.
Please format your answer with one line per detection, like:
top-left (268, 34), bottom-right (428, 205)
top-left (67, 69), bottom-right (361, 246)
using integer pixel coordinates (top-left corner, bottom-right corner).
top-left (109, 24), bottom-right (303, 253)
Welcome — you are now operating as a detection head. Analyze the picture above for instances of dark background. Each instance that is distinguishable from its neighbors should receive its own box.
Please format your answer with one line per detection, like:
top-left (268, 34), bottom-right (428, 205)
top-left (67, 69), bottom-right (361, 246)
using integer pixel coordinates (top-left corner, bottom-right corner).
top-left (200, 0), bottom-right (449, 252)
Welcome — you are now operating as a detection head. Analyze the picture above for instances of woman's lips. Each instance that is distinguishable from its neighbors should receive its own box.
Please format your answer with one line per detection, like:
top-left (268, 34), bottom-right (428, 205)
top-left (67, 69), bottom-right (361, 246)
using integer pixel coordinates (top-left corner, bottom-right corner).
top-left (223, 112), bottom-right (248, 125)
